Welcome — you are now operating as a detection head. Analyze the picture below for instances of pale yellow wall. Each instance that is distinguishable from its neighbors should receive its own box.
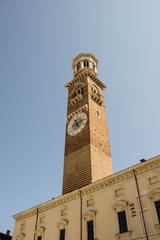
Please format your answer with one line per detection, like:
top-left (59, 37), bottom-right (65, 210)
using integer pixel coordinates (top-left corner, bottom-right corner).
top-left (13, 156), bottom-right (160, 240)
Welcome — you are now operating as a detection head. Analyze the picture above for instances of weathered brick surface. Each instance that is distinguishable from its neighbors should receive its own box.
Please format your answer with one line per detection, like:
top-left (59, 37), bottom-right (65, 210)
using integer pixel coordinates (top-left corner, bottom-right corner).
top-left (63, 145), bottom-right (92, 194)
top-left (63, 67), bottom-right (112, 194)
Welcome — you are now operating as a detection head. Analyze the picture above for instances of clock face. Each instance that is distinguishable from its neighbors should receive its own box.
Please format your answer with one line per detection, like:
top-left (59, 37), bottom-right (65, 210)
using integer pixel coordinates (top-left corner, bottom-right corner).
top-left (67, 112), bottom-right (87, 136)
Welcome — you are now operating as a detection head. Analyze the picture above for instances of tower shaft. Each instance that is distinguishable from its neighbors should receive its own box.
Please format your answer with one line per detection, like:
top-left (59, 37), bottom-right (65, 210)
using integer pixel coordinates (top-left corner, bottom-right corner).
top-left (63, 53), bottom-right (112, 194)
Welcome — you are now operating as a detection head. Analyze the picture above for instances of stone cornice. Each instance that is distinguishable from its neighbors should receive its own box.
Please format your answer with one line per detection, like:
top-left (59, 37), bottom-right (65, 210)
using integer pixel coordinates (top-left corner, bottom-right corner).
top-left (65, 70), bottom-right (106, 90)
top-left (13, 191), bottom-right (80, 222)
top-left (66, 104), bottom-right (88, 122)
top-left (13, 155), bottom-right (160, 222)
top-left (72, 53), bottom-right (98, 69)
top-left (81, 155), bottom-right (160, 196)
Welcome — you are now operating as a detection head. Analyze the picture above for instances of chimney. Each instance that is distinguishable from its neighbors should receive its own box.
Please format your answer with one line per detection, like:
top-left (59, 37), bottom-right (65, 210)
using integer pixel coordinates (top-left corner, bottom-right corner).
top-left (140, 159), bottom-right (146, 163)
top-left (6, 230), bottom-right (10, 236)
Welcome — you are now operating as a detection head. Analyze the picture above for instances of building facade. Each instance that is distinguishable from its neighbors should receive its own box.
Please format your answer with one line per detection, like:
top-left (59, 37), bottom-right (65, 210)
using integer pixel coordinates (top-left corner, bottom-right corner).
top-left (13, 53), bottom-right (160, 240)
top-left (0, 231), bottom-right (12, 240)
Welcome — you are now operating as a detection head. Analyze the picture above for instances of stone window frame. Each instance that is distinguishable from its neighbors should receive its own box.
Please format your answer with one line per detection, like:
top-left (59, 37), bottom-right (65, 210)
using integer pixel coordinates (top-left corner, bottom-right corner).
top-left (112, 200), bottom-right (132, 239)
top-left (114, 186), bottom-right (124, 198)
top-left (86, 195), bottom-right (95, 208)
top-left (83, 210), bottom-right (97, 240)
top-left (84, 60), bottom-right (89, 68)
top-left (76, 62), bottom-right (81, 72)
top-left (15, 233), bottom-right (25, 240)
top-left (57, 219), bottom-right (68, 240)
top-left (148, 188), bottom-right (160, 229)
top-left (91, 84), bottom-right (99, 96)
top-left (38, 213), bottom-right (46, 228)
top-left (20, 221), bottom-right (26, 234)
top-left (60, 206), bottom-right (68, 217)
top-left (69, 83), bottom-right (84, 105)
top-left (148, 175), bottom-right (159, 185)
top-left (34, 227), bottom-right (45, 240)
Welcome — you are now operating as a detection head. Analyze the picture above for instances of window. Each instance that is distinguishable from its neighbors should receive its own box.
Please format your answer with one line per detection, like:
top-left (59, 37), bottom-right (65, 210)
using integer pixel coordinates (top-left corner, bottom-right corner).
top-left (37, 236), bottom-right (42, 240)
top-left (91, 85), bottom-right (99, 96)
top-left (77, 62), bottom-right (81, 71)
top-left (84, 60), bottom-right (89, 68)
top-left (77, 88), bottom-right (83, 95)
top-left (87, 220), bottom-right (94, 240)
top-left (118, 211), bottom-right (128, 233)
top-left (74, 87), bottom-right (83, 97)
top-left (96, 110), bottom-right (100, 117)
top-left (155, 200), bottom-right (160, 223)
top-left (60, 229), bottom-right (65, 240)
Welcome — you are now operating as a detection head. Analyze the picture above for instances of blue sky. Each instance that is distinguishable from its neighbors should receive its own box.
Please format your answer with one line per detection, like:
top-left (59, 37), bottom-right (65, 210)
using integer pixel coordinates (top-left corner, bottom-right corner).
top-left (0, 0), bottom-right (160, 233)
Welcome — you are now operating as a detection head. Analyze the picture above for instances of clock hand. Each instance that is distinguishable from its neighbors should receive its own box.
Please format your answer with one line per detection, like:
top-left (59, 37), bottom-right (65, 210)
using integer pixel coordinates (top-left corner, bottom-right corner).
top-left (73, 119), bottom-right (79, 128)
top-left (77, 118), bottom-right (85, 124)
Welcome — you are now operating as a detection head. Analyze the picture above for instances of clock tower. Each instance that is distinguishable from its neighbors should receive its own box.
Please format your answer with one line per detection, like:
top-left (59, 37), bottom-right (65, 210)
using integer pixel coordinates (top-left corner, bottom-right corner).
top-left (63, 53), bottom-right (112, 194)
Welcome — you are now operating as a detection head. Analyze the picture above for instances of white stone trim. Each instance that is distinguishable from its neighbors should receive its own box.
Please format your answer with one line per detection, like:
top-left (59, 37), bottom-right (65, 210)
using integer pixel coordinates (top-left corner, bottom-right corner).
top-left (83, 210), bottom-right (97, 240)
top-left (13, 156), bottom-right (160, 222)
top-left (83, 210), bottom-right (96, 221)
top-left (148, 188), bottom-right (160, 227)
top-left (115, 230), bottom-right (132, 239)
top-left (57, 219), bottom-right (68, 230)
top-left (148, 188), bottom-right (160, 201)
top-left (112, 200), bottom-right (128, 212)
top-left (112, 200), bottom-right (132, 237)
top-left (66, 104), bottom-right (88, 122)
top-left (35, 226), bottom-right (45, 240)
top-left (15, 233), bottom-right (25, 240)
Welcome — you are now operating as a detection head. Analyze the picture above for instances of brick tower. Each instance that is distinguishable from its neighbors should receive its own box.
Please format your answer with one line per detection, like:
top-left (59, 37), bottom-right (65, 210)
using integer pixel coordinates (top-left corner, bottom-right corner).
top-left (62, 53), bottom-right (112, 194)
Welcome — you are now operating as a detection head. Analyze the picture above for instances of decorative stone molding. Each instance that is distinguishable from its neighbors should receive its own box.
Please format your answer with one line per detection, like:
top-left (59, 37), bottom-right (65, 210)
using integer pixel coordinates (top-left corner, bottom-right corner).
top-left (148, 188), bottom-right (160, 201)
top-left (112, 200), bottom-right (128, 212)
top-left (82, 156), bottom-right (160, 196)
top-left (15, 233), bottom-right (25, 240)
top-left (66, 104), bottom-right (88, 122)
top-left (155, 223), bottom-right (160, 230)
top-left (91, 84), bottom-right (103, 106)
top-left (38, 214), bottom-right (45, 228)
top-left (65, 78), bottom-right (84, 89)
top-left (81, 172), bottom-right (134, 197)
top-left (72, 53), bottom-right (98, 68)
top-left (114, 187), bottom-right (124, 198)
top-left (83, 210), bottom-right (96, 221)
top-left (115, 230), bottom-right (132, 239)
top-left (13, 156), bottom-right (160, 222)
top-left (35, 227), bottom-right (45, 236)
top-left (20, 222), bottom-right (26, 233)
top-left (65, 70), bottom-right (106, 90)
top-left (69, 82), bottom-right (85, 96)
top-left (14, 208), bottom-right (38, 222)
top-left (148, 175), bottom-right (159, 185)
top-left (14, 191), bottom-right (80, 221)
top-left (57, 219), bottom-right (68, 230)
top-left (135, 157), bottom-right (160, 175)
top-left (86, 196), bottom-right (95, 207)
top-left (129, 203), bottom-right (137, 217)
top-left (70, 94), bottom-right (83, 105)
top-left (60, 206), bottom-right (68, 217)
top-left (91, 94), bottom-right (103, 106)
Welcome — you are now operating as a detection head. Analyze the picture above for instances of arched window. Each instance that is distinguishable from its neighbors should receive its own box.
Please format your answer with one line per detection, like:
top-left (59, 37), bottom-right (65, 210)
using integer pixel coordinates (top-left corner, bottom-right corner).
top-left (77, 62), bottom-right (81, 71)
top-left (84, 60), bottom-right (89, 68)
top-left (91, 85), bottom-right (99, 95)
